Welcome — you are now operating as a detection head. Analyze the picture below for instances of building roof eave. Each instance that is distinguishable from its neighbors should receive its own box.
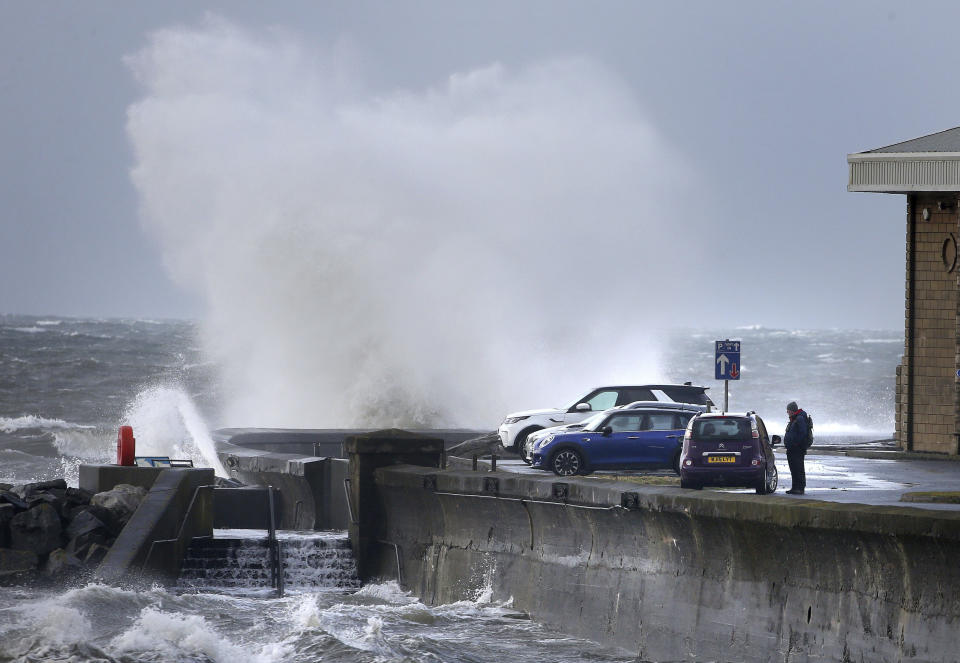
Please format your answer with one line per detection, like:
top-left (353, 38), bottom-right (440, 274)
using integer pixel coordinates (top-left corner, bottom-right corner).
top-left (847, 151), bottom-right (960, 193)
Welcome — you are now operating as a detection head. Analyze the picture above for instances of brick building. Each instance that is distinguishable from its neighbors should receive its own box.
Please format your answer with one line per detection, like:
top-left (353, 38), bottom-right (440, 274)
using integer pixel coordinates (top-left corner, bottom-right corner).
top-left (848, 127), bottom-right (960, 454)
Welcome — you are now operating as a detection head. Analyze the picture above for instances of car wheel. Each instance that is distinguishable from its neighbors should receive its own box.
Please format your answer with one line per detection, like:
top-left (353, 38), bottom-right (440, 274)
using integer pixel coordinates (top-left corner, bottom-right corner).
top-left (520, 438), bottom-right (534, 465)
top-left (520, 446), bottom-right (532, 464)
top-left (756, 464), bottom-right (778, 495)
top-left (680, 477), bottom-right (701, 490)
top-left (551, 448), bottom-right (584, 476)
top-left (671, 451), bottom-right (681, 476)
top-left (515, 427), bottom-right (542, 458)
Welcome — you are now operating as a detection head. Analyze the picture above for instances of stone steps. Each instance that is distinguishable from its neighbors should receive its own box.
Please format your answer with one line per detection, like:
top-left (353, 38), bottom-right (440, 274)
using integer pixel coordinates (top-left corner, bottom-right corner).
top-left (177, 533), bottom-right (361, 591)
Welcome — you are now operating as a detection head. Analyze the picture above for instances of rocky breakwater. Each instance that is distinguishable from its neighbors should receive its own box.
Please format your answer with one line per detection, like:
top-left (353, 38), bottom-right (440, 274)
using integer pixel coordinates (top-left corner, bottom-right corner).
top-left (0, 479), bottom-right (146, 584)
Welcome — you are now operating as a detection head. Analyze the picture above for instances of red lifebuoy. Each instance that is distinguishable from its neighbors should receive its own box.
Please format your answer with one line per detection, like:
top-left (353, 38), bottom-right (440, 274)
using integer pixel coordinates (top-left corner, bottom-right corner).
top-left (117, 426), bottom-right (136, 466)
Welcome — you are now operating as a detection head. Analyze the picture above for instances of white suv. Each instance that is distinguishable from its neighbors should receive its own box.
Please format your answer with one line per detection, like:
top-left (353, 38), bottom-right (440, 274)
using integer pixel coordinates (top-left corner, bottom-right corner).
top-left (498, 384), bottom-right (713, 454)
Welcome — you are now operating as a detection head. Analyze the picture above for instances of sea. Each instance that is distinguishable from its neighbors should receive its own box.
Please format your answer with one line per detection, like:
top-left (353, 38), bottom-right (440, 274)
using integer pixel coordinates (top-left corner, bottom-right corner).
top-left (0, 314), bottom-right (902, 662)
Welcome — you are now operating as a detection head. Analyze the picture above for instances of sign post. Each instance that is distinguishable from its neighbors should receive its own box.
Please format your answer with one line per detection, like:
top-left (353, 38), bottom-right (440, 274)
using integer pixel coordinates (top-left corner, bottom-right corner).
top-left (714, 339), bottom-right (741, 412)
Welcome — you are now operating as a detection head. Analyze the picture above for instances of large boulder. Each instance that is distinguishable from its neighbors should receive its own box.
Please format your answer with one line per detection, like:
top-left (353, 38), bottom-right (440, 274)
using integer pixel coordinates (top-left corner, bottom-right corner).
top-left (69, 504), bottom-right (121, 535)
top-left (83, 543), bottom-right (110, 566)
top-left (0, 548), bottom-right (38, 581)
top-left (64, 487), bottom-right (92, 508)
top-left (0, 490), bottom-right (28, 510)
top-left (12, 479), bottom-right (67, 499)
top-left (90, 484), bottom-right (147, 530)
top-left (9, 504), bottom-right (62, 556)
top-left (43, 548), bottom-right (83, 578)
top-left (66, 529), bottom-right (110, 561)
top-left (64, 509), bottom-right (111, 560)
top-left (25, 491), bottom-right (67, 519)
top-left (65, 509), bottom-right (109, 540)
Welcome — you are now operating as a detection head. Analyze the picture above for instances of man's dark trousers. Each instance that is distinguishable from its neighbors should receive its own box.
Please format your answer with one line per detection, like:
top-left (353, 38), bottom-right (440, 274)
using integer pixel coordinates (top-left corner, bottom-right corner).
top-left (786, 448), bottom-right (806, 491)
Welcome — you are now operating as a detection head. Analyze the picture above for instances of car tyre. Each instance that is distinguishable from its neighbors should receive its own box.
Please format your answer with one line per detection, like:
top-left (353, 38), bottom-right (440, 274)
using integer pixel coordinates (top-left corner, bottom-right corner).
top-left (515, 427), bottom-right (543, 460)
top-left (756, 464), bottom-right (778, 495)
top-left (520, 444), bottom-right (533, 465)
top-left (520, 436), bottom-right (537, 464)
top-left (671, 451), bottom-right (682, 476)
top-left (551, 448), bottom-right (584, 476)
top-left (680, 477), bottom-right (701, 490)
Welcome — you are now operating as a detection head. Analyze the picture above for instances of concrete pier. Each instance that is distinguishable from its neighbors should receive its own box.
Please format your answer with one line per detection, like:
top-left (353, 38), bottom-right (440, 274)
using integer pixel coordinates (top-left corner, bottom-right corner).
top-left (216, 428), bottom-right (960, 662)
top-left (364, 464), bottom-right (960, 662)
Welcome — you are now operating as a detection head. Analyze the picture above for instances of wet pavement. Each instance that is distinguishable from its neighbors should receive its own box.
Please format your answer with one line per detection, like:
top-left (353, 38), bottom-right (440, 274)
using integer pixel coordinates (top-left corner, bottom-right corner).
top-left (494, 451), bottom-right (960, 511)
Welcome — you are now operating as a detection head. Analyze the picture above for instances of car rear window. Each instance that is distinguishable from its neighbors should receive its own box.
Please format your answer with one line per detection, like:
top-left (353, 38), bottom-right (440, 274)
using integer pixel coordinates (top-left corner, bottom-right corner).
top-left (661, 386), bottom-right (710, 405)
top-left (617, 388), bottom-right (656, 405)
top-left (692, 418), bottom-right (751, 440)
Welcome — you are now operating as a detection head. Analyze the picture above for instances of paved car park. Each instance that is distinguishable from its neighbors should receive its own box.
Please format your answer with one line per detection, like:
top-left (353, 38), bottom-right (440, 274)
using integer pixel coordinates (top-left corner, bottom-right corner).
top-left (494, 451), bottom-right (960, 511)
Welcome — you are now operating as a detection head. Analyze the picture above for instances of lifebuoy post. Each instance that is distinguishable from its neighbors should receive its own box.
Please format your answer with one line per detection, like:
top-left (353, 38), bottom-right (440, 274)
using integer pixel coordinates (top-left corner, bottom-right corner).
top-left (117, 425), bottom-right (136, 466)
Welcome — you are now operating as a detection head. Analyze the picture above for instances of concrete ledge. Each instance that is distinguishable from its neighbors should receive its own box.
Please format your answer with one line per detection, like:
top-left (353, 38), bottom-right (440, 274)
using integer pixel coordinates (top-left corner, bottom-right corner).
top-left (383, 466), bottom-right (960, 541)
top-left (214, 427), bottom-right (484, 456)
top-left (218, 448), bottom-right (348, 530)
top-left (95, 468), bottom-right (214, 584)
top-left (79, 465), bottom-right (164, 493)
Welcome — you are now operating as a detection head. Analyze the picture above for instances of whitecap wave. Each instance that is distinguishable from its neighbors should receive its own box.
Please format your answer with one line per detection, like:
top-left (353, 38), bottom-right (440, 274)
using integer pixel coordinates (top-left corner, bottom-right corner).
top-left (0, 415), bottom-right (95, 434)
top-left (351, 580), bottom-right (418, 604)
top-left (813, 422), bottom-right (890, 436)
top-left (112, 606), bottom-right (290, 663)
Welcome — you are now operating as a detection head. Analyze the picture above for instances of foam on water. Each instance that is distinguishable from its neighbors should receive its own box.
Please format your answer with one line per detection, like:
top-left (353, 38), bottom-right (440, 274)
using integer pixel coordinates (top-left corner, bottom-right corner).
top-left (0, 574), bottom-right (641, 662)
top-left (112, 606), bottom-right (292, 663)
top-left (0, 415), bottom-right (94, 434)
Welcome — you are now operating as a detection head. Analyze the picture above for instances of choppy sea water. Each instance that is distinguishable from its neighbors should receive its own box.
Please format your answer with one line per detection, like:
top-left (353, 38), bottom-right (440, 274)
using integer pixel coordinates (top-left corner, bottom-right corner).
top-left (0, 581), bottom-right (638, 663)
top-left (0, 315), bottom-right (902, 662)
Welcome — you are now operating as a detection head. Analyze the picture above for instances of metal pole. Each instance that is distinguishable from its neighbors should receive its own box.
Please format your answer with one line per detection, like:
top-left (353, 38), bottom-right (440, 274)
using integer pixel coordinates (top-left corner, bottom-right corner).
top-left (724, 380), bottom-right (729, 413)
top-left (267, 485), bottom-right (283, 598)
top-left (276, 540), bottom-right (284, 598)
top-left (490, 455), bottom-right (497, 471)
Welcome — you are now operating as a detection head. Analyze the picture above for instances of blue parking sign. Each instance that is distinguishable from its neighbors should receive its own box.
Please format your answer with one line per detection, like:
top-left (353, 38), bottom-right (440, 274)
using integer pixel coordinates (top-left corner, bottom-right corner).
top-left (715, 340), bottom-right (741, 380)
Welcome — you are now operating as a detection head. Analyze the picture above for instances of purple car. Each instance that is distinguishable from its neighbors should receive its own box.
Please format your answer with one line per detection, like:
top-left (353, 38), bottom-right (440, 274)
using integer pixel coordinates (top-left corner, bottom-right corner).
top-left (678, 412), bottom-right (779, 494)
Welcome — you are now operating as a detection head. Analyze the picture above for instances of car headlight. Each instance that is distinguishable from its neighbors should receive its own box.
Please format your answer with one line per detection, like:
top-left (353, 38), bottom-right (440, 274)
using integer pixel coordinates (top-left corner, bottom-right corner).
top-left (502, 416), bottom-right (530, 425)
top-left (537, 435), bottom-right (555, 448)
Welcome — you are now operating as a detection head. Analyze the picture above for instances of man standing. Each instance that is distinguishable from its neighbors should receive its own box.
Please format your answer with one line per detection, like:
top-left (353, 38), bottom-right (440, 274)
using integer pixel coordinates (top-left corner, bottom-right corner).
top-left (783, 401), bottom-right (809, 495)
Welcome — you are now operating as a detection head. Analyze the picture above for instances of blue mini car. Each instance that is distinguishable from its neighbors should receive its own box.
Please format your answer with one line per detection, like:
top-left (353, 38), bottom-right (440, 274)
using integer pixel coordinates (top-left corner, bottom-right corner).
top-left (530, 405), bottom-right (700, 476)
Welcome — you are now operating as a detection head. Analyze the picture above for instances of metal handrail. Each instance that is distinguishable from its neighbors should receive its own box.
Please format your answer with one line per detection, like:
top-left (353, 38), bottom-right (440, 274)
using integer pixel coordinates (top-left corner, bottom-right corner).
top-left (267, 485), bottom-right (284, 598)
top-left (343, 477), bottom-right (358, 525)
top-left (142, 483), bottom-right (216, 576)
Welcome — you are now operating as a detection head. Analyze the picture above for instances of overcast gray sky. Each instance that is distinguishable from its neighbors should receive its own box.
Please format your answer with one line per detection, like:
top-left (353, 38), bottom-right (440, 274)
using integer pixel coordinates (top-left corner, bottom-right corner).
top-left (0, 1), bottom-right (952, 329)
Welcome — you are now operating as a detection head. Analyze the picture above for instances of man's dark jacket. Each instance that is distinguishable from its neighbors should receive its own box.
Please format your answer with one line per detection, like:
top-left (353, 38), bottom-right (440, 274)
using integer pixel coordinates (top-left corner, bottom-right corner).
top-left (784, 409), bottom-right (810, 451)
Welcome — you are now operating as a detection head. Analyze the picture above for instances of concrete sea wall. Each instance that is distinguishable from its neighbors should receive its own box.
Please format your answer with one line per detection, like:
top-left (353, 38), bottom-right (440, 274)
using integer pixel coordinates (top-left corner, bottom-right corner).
top-left (213, 428), bottom-right (481, 531)
top-left (364, 465), bottom-right (960, 663)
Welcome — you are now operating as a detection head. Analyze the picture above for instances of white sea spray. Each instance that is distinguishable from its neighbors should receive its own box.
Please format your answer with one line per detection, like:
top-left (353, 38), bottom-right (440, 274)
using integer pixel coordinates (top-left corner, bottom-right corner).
top-left (124, 17), bottom-right (703, 430)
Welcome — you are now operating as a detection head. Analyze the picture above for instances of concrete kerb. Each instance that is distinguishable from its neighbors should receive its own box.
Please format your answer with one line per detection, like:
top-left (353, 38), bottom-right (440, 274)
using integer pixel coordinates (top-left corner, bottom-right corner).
top-left (829, 448), bottom-right (960, 462)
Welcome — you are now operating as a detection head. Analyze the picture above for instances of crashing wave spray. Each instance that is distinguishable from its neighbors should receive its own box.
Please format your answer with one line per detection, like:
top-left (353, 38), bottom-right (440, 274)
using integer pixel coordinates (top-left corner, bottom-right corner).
top-left (125, 17), bottom-right (703, 428)
top-left (123, 385), bottom-right (228, 476)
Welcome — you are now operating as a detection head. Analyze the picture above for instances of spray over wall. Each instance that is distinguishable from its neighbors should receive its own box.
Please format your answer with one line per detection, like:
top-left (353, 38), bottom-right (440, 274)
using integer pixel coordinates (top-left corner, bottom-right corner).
top-left (126, 17), bottom-right (702, 429)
